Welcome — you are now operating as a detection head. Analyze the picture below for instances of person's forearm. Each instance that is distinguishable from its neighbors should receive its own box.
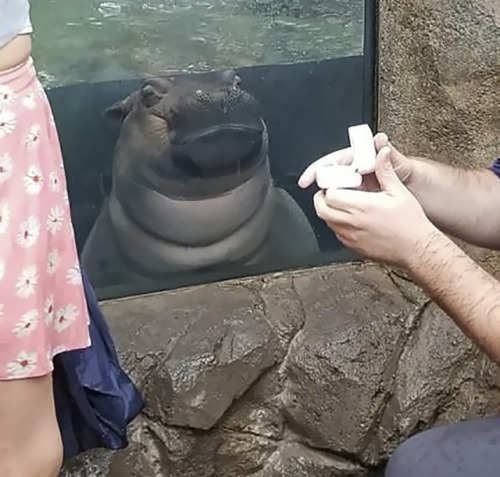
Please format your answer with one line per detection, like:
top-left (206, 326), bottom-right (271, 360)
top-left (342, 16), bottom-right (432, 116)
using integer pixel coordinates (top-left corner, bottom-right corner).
top-left (407, 158), bottom-right (500, 249)
top-left (405, 227), bottom-right (500, 363)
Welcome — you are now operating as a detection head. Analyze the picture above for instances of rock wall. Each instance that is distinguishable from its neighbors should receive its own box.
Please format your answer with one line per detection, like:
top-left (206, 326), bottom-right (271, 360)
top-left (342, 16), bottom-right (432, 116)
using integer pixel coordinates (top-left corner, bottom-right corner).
top-left (377, 0), bottom-right (500, 271)
top-left (61, 264), bottom-right (500, 477)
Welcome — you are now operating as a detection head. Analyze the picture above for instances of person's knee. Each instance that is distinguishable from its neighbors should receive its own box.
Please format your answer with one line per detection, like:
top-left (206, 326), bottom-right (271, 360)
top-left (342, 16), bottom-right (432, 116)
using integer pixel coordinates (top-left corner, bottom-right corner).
top-left (384, 428), bottom-right (440, 477)
top-left (1, 420), bottom-right (62, 477)
top-left (40, 430), bottom-right (64, 477)
top-left (0, 374), bottom-right (63, 477)
top-left (0, 417), bottom-right (63, 477)
top-left (0, 436), bottom-right (62, 477)
top-left (26, 394), bottom-right (64, 477)
top-left (46, 447), bottom-right (63, 477)
top-left (384, 440), bottom-right (415, 477)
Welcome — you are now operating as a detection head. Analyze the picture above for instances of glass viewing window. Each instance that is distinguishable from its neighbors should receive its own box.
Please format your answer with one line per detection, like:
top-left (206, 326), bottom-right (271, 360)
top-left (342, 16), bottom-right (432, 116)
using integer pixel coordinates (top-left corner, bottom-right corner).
top-left (33, 0), bottom-right (376, 299)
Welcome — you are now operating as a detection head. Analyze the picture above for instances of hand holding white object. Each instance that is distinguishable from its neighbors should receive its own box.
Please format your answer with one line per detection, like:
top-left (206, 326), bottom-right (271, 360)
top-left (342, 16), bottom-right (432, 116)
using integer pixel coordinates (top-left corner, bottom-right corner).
top-left (312, 145), bottom-right (434, 266)
top-left (298, 127), bottom-right (388, 191)
top-left (298, 129), bottom-right (413, 193)
top-left (308, 124), bottom-right (376, 190)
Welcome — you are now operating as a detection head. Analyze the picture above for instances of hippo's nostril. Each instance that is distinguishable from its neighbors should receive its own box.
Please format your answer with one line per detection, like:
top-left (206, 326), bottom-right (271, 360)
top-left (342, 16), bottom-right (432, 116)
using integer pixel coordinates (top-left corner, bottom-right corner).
top-left (227, 87), bottom-right (242, 101)
top-left (194, 90), bottom-right (211, 105)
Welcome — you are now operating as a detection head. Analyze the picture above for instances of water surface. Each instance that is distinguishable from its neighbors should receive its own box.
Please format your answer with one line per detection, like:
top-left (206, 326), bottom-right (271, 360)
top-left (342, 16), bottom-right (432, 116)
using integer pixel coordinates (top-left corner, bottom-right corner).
top-left (31, 0), bottom-right (364, 87)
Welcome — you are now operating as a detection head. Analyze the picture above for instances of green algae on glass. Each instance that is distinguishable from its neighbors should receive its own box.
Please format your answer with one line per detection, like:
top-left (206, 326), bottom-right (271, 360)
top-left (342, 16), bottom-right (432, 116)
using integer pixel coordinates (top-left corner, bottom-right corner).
top-left (30, 0), bottom-right (364, 88)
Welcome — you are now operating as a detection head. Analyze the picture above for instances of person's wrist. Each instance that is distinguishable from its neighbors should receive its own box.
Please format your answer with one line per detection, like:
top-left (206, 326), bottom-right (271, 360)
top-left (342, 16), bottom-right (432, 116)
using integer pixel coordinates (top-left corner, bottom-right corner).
top-left (400, 221), bottom-right (444, 272)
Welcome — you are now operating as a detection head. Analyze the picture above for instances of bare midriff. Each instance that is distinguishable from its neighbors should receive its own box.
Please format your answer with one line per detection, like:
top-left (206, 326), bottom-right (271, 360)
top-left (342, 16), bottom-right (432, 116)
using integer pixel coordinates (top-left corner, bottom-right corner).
top-left (0, 34), bottom-right (32, 73)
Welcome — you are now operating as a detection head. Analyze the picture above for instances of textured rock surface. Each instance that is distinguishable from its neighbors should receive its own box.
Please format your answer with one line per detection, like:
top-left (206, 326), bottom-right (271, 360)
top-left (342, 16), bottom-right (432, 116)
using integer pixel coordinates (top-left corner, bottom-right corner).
top-left (281, 267), bottom-right (419, 466)
top-left (250, 443), bottom-right (368, 477)
top-left (378, 0), bottom-right (500, 165)
top-left (378, 0), bottom-right (500, 271)
top-left (60, 263), bottom-right (500, 477)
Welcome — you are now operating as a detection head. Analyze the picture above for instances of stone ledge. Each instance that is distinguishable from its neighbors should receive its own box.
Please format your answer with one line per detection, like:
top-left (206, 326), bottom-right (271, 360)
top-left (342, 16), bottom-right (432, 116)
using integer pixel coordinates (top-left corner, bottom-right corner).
top-left (62, 262), bottom-right (500, 476)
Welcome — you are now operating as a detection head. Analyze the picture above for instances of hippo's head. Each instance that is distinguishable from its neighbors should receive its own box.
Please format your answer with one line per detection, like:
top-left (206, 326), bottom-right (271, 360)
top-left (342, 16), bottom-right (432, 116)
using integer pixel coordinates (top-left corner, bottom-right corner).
top-left (104, 70), bottom-right (267, 198)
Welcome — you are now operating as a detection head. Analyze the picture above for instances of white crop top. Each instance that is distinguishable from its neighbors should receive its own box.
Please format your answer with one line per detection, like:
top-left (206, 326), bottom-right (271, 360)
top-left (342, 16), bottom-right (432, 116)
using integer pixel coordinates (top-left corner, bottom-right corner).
top-left (0, 0), bottom-right (33, 49)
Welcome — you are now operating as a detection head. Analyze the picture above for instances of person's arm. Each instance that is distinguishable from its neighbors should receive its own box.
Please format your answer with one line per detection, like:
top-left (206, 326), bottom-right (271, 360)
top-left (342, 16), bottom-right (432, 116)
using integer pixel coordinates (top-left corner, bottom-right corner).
top-left (298, 135), bottom-right (500, 248)
top-left (405, 156), bottom-right (500, 249)
top-left (406, 228), bottom-right (500, 363)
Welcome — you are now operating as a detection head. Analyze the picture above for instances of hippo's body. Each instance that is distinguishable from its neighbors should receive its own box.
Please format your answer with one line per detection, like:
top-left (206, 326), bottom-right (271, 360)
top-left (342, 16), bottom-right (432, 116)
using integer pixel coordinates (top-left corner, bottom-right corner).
top-left (81, 70), bottom-right (319, 288)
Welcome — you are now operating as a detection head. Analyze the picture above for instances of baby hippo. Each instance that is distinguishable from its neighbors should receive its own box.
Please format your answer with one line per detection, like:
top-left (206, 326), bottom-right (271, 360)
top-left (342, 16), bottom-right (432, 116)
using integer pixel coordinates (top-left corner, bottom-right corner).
top-left (81, 69), bottom-right (319, 288)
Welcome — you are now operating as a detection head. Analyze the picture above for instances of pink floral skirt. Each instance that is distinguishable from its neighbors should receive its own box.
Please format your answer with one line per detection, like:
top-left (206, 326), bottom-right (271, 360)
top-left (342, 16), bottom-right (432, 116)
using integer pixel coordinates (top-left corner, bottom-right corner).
top-left (0, 58), bottom-right (90, 380)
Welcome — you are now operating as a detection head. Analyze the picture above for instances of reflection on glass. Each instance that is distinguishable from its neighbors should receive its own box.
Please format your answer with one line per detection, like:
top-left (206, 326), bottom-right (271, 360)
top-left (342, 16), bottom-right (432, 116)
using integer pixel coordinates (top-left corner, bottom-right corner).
top-left (33, 0), bottom-right (371, 297)
top-left (32, 0), bottom-right (364, 88)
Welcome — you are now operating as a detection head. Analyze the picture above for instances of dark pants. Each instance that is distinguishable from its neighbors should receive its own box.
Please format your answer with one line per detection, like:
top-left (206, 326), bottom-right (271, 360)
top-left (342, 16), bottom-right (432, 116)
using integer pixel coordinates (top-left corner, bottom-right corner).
top-left (384, 417), bottom-right (500, 477)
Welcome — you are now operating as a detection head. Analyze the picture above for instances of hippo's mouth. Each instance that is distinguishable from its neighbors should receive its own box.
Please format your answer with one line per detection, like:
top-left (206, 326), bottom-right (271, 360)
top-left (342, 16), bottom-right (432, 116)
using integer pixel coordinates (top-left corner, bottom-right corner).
top-left (170, 121), bottom-right (266, 178)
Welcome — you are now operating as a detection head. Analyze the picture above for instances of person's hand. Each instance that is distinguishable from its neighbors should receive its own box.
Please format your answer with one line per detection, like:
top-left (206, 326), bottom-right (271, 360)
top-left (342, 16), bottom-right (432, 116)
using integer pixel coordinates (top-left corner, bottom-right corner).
top-left (298, 132), bottom-right (413, 192)
top-left (313, 145), bottom-right (438, 267)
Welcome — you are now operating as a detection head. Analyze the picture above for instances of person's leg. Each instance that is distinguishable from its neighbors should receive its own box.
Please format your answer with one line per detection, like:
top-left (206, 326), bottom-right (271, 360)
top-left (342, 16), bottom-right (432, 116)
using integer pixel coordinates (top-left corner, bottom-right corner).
top-left (0, 54), bottom-right (91, 477)
top-left (385, 416), bottom-right (500, 477)
top-left (0, 374), bottom-right (63, 477)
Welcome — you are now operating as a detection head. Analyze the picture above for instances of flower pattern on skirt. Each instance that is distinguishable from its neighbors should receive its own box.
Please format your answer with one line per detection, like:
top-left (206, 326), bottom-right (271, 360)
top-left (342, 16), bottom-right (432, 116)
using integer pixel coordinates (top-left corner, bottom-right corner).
top-left (0, 58), bottom-right (90, 380)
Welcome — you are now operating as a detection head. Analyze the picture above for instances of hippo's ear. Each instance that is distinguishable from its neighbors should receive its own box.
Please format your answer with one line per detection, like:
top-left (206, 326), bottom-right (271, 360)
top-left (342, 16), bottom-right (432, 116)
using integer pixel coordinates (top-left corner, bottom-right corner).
top-left (103, 95), bottom-right (135, 123)
top-left (139, 78), bottom-right (171, 108)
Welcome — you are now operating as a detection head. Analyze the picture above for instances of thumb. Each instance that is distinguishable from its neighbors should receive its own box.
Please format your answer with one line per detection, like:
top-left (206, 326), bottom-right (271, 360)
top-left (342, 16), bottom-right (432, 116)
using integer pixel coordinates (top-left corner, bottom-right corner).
top-left (375, 146), bottom-right (404, 192)
top-left (374, 132), bottom-right (389, 151)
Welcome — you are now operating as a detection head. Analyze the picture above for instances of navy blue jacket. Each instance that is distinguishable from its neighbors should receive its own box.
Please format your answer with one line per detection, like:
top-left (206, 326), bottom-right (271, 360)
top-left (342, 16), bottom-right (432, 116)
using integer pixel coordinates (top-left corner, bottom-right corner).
top-left (52, 270), bottom-right (144, 458)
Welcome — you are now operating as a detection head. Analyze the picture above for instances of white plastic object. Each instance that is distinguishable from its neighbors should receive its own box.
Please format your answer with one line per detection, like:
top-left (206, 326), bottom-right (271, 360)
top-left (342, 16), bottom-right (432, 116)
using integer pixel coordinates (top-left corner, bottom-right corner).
top-left (348, 124), bottom-right (376, 174)
top-left (315, 164), bottom-right (363, 190)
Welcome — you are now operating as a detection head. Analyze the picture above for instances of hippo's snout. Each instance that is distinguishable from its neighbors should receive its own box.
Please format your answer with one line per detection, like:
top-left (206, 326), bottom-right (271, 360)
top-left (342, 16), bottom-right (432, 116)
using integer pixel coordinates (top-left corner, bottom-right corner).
top-left (165, 72), bottom-right (265, 175)
top-left (104, 70), bottom-right (267, 178)
top-left (171, 123), bottom-right (264, 175)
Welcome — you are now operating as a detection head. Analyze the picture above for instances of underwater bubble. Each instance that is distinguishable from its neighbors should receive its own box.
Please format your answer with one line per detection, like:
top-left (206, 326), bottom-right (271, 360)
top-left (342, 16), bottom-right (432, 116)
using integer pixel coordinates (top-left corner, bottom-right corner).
top-left (97, 1), bottom-right (122, 18)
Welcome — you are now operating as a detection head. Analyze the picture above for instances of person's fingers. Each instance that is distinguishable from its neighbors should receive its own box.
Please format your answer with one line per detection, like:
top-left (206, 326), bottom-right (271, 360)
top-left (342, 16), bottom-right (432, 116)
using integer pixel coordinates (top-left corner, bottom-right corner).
top-left (313, 190), bottom-right (353, 224)
top-left (298, 147), bottom-right (354, 188)
top-left (374, 146), bottom-right (405, 193)
top-left (299, 132), bottom-right (393, 189)
top-left (360, 173), bottom-right (381, 192)
top-left (374, 132), bottom-right (389, 152)
top-left (324, 186), bottom-right (377, 212)
top-left (332, 230), bottom-right (352, 247)
top-left (383, 141), bottom-right (413, 184)
top-left (386, 141), bottom-right (410, 166)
